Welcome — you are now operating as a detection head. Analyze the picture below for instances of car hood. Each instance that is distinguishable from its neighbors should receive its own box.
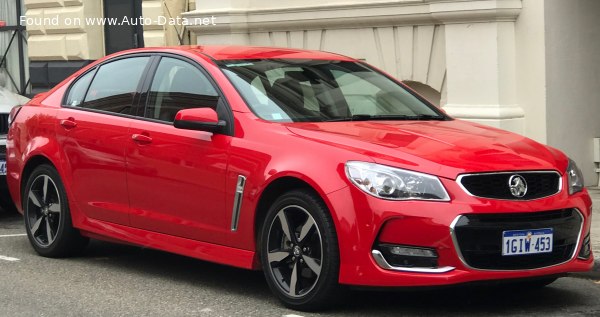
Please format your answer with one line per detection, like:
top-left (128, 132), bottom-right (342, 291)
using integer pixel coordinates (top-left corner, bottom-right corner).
top-left (285, 120), bottom-right (567, 179)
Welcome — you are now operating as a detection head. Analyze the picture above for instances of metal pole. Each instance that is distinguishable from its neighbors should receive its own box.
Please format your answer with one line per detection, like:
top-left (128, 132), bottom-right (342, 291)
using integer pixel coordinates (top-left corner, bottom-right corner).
top-left (15, 0), bottom-right (26, 95)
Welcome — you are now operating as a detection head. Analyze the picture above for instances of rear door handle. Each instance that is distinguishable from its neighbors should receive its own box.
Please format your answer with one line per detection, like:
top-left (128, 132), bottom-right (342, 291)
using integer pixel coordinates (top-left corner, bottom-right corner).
top-left (60, 118), bottom-right (77, 129)
top-left (131, 133), bottom-right (152, 144)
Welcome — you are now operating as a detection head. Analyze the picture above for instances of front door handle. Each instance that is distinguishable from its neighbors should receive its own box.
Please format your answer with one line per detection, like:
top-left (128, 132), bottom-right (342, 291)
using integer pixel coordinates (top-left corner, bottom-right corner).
top-left (60, 118), bottom-right (77, 129)
top-left (131, 133), bottom-right (152, 144)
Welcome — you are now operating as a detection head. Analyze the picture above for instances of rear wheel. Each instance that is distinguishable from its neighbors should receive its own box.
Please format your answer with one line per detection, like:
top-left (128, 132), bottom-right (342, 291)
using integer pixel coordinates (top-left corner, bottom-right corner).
top-left (23, 165), bottom-right (88, 257)
top-left (260, 189), bottom-right (341, 311)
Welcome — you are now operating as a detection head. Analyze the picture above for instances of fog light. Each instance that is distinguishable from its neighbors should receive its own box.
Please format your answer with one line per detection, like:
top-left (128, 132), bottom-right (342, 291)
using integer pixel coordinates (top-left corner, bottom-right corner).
top-left (378, 244), bottom-right (439, 268)
top-left (389, 246), bottom-right (437, 258)
top-left (578, 233), bottom-right (591, 260)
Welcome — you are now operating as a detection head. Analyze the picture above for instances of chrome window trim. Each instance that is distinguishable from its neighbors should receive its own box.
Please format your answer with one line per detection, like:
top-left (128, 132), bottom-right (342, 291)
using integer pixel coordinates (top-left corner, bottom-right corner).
top-left (230, 175), bottom-right (246, 231)
top-left (371, 250), bottom-right (455, 273)
top-left (456, 170), bottom-right (563, 201)
top-left (449, 208), bottom-right (585, 272)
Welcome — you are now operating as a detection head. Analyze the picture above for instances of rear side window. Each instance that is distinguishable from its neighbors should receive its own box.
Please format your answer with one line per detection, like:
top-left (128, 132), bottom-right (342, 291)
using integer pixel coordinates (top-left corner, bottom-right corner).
top-left (81, 57), bottom-right (149, 114)
top-left (65, 70), bottom-right (94, 107)
top-left (146, 57), bottom-right (219, 122)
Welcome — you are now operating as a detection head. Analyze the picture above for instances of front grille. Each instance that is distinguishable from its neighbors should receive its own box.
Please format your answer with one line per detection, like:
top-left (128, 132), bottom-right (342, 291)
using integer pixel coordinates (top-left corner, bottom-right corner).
top-left (0, 113), bottom-right (8, 134)
top-left (452, 209), bottom-right (582, 270)
top-left (459, 171), bottom-right (561, 200)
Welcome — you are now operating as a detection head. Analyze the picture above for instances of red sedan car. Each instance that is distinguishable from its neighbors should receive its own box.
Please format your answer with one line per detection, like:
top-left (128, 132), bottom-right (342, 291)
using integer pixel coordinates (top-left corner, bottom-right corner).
top-left (6, 46), bottom-right (593, 310)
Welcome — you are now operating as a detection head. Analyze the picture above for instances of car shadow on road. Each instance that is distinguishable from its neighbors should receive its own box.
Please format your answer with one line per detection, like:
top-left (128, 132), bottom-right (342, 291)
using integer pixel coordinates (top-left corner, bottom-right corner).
top-left (0, 211), bottom-right (23, 229)
top-left (333, 283), bottom-right (588, 316)
top-left (58, 240), bottom-right (594, 316)
top-left (76, 240), bottom-right (276, 302)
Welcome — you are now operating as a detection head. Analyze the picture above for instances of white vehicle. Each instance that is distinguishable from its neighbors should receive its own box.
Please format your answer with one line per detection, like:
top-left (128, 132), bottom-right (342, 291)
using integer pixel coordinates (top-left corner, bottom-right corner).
top-left (0, 73), bottom-right (29, 212)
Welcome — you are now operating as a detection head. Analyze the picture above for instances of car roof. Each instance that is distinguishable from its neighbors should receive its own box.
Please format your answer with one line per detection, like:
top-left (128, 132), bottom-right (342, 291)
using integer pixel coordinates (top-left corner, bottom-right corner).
top-left (117, 45), bottom-right (356, 61)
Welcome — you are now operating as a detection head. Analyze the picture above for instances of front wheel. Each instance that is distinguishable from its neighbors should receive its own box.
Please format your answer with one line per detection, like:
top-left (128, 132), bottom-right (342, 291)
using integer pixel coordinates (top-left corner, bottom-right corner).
top-left (260, 189), bottom-right (341, 311)
top-left (23, 164), bottom-right (88, 257)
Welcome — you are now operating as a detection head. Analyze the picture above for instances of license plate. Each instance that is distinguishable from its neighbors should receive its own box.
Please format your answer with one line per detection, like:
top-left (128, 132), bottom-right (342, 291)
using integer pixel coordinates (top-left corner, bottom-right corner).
top-left (0, 160), bottom-right (5, 176)
top-left (502, 228), bottom-right (553, 256)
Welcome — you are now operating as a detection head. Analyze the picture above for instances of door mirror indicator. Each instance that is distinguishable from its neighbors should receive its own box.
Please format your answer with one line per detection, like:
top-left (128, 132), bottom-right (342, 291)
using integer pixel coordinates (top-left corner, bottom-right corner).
top-left (173, 108), bottom-right (226, 133)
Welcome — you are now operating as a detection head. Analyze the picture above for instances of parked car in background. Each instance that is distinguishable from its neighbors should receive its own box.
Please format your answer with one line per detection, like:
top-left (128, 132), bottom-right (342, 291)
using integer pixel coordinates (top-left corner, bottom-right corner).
top-left (0, 78), bottom-right (29, 212)
top-left (6, 46), bottom-right (594, 311)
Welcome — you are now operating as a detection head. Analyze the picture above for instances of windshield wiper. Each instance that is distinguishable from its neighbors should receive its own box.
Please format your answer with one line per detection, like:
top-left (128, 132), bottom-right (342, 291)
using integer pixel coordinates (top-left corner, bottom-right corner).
top-left (324, 114), bottom-right (444, 122)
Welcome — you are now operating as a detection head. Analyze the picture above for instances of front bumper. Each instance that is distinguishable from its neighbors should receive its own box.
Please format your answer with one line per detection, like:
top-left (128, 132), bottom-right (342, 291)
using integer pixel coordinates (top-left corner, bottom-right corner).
top-left (327, 176), bottom-right (594, 287)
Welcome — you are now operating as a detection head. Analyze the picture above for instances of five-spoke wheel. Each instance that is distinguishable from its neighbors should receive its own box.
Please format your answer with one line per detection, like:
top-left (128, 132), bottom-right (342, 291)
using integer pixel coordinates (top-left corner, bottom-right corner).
top-left (26, 174), bottom-right (62, 247)
top-left (261, 190), bottom-right (341, 311)
top-left (24, 165), bottom-right (88, 257)
top-left (266, 205), bottom-right (323, 297)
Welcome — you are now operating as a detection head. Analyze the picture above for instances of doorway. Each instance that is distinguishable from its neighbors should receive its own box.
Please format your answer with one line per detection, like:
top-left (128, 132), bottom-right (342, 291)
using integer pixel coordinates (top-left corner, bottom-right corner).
top-left (103, 0), bottom-right (145, 55)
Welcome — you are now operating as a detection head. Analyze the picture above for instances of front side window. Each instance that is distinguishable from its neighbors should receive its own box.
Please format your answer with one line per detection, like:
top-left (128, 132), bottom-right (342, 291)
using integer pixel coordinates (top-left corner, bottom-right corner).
top-left (82, 57), bottom-right (150, 114)
top-left (220, 59), bottom-right (445, 122)
top-left (146, 57), bottom-right (219, 122)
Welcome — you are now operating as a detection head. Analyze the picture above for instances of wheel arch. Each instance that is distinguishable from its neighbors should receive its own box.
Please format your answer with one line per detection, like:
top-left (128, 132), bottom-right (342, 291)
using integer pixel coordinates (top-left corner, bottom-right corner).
top-left (252, 174), bottom-right (343, 268)
top-left (19, 155), bottom-right (58, 210)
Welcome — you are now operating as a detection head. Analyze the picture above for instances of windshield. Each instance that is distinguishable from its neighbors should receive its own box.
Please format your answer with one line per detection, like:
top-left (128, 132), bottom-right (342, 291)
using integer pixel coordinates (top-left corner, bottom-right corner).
top-left (219, 59), bottom-right (447, 123)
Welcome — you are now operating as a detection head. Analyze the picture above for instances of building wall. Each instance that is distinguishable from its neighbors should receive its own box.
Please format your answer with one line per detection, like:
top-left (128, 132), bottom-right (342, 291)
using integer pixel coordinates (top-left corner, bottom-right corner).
top-left (545, 0), bottom-right (600, 186)
top-left (514, 0), bottom-right (546, 144)
top-left (22, 0), bottom-right (193, 93)
top-left (25, 0), bottom-right (195, 59)
top-left (142, 0), bottom-right (196, 47)
top-left (185, 0), bottom-right (523, 128)
top-left (25, 0), bottom-right (105, 61)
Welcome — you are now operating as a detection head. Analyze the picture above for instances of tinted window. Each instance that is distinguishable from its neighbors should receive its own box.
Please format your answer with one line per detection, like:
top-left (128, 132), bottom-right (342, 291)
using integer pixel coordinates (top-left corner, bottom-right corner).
top-left (146, 57), bottom-right (219, 122)
top-left (82, 57), bottom-right (149, 114)
top-left (65, 70), bottom-right (94, 107)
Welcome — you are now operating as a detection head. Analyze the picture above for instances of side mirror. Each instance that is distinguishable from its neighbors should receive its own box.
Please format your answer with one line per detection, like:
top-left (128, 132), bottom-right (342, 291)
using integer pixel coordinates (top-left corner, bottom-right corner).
top-left (173, 108), bottom-right (226, 133)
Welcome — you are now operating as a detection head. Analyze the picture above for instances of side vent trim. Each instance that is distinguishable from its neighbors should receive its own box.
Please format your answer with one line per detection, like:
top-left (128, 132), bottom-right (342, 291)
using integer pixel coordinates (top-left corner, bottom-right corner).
top-left (231, 175), bottom-right (246, 231)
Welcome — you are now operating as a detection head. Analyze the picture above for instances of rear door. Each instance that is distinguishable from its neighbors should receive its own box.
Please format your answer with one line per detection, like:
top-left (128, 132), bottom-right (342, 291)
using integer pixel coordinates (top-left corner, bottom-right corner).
top-left (126, 56), bottom-right (232, 244)
top-left (56, 56), bottom-right (151, 225)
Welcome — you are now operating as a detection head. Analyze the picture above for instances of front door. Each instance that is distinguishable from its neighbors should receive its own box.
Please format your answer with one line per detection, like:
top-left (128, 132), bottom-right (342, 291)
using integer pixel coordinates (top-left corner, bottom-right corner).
top-left (126, 56), bottom-right (231, 244)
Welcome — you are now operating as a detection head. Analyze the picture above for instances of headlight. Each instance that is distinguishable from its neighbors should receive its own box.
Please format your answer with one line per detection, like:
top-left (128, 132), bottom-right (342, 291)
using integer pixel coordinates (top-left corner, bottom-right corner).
top-left (345, 161), bottom-right (450, 201)
top-left (566, 158), bottom-right (584, 195)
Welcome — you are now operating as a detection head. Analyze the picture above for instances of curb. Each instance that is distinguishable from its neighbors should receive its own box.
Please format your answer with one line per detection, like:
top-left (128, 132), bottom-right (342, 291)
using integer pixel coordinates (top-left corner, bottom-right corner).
top-left (571, 259), bottom-right (600, 280)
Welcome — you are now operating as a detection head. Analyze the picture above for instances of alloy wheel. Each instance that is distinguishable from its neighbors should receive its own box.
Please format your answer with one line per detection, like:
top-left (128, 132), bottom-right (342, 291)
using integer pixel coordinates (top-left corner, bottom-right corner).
top-left (266, 205), bottom-right (323, 298)
top-left (26, 174), bottom-right (62, 247)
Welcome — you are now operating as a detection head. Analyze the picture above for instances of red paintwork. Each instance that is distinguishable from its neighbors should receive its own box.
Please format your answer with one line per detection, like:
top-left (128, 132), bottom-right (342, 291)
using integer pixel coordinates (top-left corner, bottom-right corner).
top-left (6, 46), bottom-right (593, 287)
top-left (175, 108), bottom-right (219, 123)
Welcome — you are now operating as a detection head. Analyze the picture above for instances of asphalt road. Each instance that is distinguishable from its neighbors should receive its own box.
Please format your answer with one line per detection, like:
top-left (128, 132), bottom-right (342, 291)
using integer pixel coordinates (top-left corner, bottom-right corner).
top-left (1, 212), bottom-right (599, 317)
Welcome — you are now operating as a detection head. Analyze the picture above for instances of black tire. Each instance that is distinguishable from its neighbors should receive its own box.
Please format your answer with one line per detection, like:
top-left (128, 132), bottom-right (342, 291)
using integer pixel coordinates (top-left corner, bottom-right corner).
top-left (260, 189), bottom-right (341, 311)
top-left (23, 164), bottom-right (88, 257)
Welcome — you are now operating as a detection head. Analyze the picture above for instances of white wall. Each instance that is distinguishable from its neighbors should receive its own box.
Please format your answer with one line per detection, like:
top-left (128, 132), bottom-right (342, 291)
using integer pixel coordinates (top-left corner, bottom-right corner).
top-left (515, 0), bottom-right (547, 144)
top-left (544, 0), bottom-right (600, 186)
